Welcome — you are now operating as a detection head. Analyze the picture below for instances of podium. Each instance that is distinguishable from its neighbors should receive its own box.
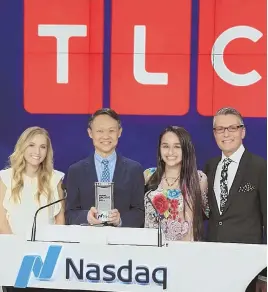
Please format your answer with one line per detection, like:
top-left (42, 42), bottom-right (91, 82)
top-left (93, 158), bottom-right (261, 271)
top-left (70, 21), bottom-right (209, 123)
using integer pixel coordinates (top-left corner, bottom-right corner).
top-left (0, 225), bottom-right (266, 292)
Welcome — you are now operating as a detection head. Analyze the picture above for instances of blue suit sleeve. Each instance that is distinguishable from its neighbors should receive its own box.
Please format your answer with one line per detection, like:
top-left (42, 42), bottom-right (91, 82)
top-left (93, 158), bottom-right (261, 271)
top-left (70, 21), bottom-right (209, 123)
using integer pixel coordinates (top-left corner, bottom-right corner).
top-left (120, 163), bottom-right (145, 227)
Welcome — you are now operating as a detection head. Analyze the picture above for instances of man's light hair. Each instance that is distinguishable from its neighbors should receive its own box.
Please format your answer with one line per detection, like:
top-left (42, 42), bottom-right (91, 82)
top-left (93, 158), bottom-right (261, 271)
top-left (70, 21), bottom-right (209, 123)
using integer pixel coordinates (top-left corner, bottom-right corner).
top-left (213, 107), bottom-right (244, 127)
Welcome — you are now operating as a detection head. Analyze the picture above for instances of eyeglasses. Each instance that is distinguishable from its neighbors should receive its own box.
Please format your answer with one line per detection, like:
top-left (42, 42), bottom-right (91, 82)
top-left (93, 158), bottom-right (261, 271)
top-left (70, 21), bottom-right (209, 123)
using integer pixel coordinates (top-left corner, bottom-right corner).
top-left (213, 125), bottom-right (244, 134)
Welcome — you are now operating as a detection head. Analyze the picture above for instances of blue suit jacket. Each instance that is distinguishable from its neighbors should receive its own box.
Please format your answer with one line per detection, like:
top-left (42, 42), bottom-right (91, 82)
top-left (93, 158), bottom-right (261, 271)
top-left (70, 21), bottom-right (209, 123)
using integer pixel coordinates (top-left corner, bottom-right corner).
top-left (65, 154), bottom-right (145, 227)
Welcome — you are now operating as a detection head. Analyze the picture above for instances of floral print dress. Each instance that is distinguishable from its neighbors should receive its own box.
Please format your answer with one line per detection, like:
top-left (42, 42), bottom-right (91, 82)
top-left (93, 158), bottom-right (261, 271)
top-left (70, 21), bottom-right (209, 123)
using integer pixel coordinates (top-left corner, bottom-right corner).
top-left (144, 168), bottom-right (209, 241)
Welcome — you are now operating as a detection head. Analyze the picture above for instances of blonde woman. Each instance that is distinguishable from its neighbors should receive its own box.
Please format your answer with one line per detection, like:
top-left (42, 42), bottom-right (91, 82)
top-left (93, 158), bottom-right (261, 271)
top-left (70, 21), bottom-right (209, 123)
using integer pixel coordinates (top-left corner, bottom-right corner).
top-left (0, 126), bottom-right (65, 236)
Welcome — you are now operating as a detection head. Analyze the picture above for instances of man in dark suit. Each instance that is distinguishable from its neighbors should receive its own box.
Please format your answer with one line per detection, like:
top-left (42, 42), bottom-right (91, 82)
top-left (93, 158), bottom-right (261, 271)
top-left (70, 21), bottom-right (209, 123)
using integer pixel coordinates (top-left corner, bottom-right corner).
top-left (65, 108), bottom-right (145, 228)
top-left (204, 107), bottom-right (266, 292)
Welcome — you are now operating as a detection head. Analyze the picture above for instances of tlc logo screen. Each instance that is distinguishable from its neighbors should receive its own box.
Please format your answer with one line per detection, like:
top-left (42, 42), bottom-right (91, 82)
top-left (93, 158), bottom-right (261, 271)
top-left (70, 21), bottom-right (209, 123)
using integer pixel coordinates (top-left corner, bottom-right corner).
top-left (23, 0), bottom-right (266, 117)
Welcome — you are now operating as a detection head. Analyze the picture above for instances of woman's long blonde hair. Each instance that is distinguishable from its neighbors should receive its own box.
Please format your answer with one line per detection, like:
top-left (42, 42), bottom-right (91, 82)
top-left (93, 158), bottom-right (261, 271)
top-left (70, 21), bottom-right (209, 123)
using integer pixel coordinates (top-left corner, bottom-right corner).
top-left (8, 126), bottom-right (54, 204)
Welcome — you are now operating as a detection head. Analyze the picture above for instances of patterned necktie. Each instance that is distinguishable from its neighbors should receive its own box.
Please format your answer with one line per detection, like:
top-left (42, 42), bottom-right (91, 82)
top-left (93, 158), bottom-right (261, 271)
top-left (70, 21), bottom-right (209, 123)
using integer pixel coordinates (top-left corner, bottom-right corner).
top-left (220, 158), bottom-right (232, 213)
top-left (101, 159), bottom-right (110, 182)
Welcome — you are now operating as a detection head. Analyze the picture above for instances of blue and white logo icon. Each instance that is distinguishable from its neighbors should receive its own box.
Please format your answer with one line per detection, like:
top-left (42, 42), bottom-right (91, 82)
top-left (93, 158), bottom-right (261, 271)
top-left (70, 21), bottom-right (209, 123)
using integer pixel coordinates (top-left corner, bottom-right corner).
top-left (15, 245), bottom-right (62, 288)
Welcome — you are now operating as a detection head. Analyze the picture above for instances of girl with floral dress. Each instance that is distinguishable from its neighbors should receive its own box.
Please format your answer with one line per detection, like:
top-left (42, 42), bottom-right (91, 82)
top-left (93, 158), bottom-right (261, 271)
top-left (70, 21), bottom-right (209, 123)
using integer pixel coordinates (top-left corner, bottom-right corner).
top-left (144, 126), bottom-right (209, 241)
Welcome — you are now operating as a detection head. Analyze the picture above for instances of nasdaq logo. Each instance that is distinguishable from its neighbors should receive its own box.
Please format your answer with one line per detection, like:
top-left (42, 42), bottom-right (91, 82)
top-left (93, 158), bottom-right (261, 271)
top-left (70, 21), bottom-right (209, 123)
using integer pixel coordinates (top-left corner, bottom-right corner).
top-left (66, 259), bottom-right (167, 289)
top-left (14, 245), bottom-right (62, 288)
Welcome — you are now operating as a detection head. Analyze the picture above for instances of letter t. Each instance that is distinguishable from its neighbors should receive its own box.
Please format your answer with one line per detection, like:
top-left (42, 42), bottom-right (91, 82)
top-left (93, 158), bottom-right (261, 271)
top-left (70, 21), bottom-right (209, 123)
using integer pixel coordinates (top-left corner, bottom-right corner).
top-left (38, 24), bottom-right (87, 84)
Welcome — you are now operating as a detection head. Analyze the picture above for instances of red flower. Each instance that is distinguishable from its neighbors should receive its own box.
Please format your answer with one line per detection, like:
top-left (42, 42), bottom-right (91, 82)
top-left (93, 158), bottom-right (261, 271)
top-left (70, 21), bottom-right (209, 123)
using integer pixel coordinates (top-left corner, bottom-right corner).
top-left (170, 199), bottom-right (178, 210)
top-left (152, 194), bottom-right (169, 215)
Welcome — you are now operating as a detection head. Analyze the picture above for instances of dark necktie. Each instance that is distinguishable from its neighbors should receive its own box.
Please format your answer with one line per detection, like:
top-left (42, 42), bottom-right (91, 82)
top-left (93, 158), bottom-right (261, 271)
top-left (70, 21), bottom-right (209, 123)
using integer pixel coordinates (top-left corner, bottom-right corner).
top-left (101, 159), bottom-right (110, 182)
top-left (220, 158), bottom-right (232, 213)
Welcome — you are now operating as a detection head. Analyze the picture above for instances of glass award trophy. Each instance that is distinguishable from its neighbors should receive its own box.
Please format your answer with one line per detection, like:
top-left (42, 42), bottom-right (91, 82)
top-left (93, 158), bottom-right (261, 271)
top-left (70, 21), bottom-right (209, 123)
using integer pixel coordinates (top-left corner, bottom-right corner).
top-left (95, 182), bottom-right (114, 222)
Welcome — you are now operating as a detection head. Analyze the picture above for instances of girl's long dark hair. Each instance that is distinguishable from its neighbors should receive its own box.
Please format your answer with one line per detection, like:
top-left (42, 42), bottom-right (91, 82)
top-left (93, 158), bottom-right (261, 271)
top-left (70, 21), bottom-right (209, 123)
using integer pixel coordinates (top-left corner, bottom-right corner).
top-left (146, 126), bottom-right (204, 241)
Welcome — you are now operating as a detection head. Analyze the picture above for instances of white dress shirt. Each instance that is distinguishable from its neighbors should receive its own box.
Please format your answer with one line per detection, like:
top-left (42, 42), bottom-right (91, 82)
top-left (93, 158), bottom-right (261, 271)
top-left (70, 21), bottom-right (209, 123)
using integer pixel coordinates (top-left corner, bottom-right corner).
top-left (214, 144), bottom-right (245, 213)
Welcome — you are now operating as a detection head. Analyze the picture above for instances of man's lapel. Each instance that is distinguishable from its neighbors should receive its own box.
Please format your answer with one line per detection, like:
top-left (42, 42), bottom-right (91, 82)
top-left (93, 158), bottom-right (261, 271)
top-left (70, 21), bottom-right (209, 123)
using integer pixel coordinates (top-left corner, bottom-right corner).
top-left (221, 150), bottom-right (250, 215)
top-left (210, 157), bottom-right (221, 216)
top-left (84, 155), bottom-right (98, 193)
top-left (113, 154), bottom-right (127, 184)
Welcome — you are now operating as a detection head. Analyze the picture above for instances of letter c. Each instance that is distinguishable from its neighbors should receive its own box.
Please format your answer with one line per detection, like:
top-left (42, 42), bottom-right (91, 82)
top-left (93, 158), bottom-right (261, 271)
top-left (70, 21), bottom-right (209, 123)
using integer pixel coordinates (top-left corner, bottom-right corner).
top-left (212, 26), bottom-right (263, 86)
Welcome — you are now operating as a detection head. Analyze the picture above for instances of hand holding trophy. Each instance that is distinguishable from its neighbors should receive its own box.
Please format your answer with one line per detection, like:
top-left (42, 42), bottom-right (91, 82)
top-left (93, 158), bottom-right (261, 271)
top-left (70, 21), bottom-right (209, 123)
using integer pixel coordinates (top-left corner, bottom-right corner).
top-left (87, 182), bottom-right (121, 226)
top-left (87, 207), bottom-right (102, 225)
top-left (108, 209), bottom-right (121, 226)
